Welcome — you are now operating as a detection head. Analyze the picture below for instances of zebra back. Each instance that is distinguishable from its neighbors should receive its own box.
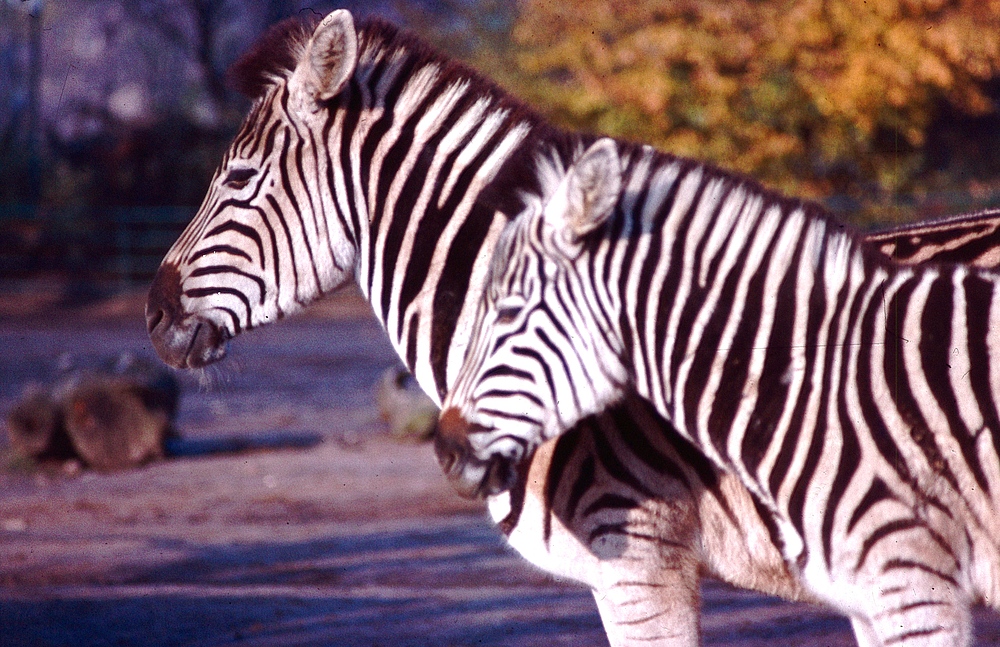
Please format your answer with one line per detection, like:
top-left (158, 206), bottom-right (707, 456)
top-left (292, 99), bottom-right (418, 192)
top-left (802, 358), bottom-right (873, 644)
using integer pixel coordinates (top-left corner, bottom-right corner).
top-left (868, 209), bottom-right (1000, 266)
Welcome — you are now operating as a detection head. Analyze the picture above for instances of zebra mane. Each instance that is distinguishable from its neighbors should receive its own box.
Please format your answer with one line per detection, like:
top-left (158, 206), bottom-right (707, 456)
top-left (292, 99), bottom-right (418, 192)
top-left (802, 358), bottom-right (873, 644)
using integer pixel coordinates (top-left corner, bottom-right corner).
top-left (518, 144), bottom-right (583, 217)
top-left (227, 17), bottom-right (318, 98)
top-left (225, 12), bottom-right (570, 219)
top-left (509, 135), bottom-right (630, 225)
top-left (351, 19), bottom-right (566, 220)
top-left (226, 14), bottom-right (541, 127)
top-left (354, 19), bottom-right (546, 112)
top-left (227, 16), bottom-right (445, 99)
top-left (521, 137), bottom-right (893, 277)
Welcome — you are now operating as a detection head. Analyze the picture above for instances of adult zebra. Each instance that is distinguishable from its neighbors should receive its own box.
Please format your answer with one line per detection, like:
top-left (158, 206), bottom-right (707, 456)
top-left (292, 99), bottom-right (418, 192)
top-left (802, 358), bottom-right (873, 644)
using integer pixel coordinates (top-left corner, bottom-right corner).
top-left (438, 138), bottom-right (1000, 646)
top-left (146, 10), bottom-right (1000, 646)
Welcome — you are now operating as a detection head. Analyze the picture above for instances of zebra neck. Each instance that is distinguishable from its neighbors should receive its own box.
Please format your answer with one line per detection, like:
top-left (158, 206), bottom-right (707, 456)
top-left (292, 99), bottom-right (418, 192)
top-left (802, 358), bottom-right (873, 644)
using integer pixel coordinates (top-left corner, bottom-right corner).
top-left (344, 29), bottom-right (538, 401)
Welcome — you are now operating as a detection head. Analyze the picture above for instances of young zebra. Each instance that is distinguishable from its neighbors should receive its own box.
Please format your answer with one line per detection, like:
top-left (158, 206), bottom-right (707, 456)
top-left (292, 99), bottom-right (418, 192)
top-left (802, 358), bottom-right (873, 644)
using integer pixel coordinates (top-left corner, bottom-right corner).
top-left (438, 138), bottom-right (1000, 646)
top-left (144, 10), bottom-right (1000, 646)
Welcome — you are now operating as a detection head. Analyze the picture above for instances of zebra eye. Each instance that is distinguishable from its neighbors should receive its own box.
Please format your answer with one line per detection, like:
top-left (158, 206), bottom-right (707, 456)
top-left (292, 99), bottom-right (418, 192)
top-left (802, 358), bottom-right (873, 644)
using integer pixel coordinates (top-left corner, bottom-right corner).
top-left (223, 167), bottom-right (257, 189)
top-left (495, 297), bottom-right (525, 325)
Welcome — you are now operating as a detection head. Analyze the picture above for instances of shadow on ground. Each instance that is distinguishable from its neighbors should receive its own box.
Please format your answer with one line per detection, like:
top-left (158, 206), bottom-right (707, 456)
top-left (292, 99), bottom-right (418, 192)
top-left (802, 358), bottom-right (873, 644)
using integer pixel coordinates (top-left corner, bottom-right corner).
top-left (2, 516), bottom-right (607, 647)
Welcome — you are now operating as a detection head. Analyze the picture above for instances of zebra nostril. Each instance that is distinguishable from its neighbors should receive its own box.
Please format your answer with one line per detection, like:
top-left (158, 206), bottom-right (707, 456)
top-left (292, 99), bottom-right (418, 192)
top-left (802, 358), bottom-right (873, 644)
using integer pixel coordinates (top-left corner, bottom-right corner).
top-left (146, 263), bottom-right (182, 335)
top-left (147, 308), bottom-right (165, 334)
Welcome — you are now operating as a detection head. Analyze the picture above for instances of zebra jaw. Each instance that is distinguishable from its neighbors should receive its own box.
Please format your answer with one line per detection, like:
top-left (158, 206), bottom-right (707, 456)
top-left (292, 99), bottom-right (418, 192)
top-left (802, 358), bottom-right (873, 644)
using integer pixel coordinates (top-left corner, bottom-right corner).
top-left (435, 407), bottom-right (519, 499)
top-left (146, 263), bottom-right (232, 369)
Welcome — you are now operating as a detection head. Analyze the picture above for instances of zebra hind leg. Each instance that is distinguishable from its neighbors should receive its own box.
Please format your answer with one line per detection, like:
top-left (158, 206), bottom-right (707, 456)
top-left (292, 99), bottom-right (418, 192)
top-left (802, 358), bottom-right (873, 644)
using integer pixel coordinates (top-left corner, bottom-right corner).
top-left (844, 540), bottom-right (972, 647)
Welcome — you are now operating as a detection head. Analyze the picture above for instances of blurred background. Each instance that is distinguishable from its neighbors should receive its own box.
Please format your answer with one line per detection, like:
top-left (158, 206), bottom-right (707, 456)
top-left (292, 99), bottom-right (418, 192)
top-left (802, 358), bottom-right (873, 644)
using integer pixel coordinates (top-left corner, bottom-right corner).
top-left (7, 3), bottom-right (1000, 644)
top-left (6, 0), bottom-right (1000, 298)
top-left (0, 0), bottom-right (504, 299)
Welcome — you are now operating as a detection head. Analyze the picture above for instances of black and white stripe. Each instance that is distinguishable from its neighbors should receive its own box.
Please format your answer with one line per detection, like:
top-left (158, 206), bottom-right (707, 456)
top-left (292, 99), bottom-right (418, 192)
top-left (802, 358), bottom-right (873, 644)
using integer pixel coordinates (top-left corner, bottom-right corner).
top-left (146, 11), bottom-right (1000, 647)
top-left (441, 137), bottom-right (1000, 646)
top-left (868, 209), bottom-right (1000, 267)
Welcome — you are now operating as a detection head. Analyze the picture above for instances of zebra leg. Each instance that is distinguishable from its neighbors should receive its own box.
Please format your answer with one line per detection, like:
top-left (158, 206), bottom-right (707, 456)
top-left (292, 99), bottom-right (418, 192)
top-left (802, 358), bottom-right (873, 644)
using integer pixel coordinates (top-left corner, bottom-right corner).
top-left (553, 416), bottom-right (704, 646)
top-left (848, 585), bottom-right (970, 647)
top-left (862, 584), bottom-right (971, 647)
top-left (589, 554), bottom-right (701, 647)
top-left (494, 423), bottom-right (704, 647)
top-left (499, 490), bottom-right (702, 647)
top-left (827, 514), bottom-right (974, 647)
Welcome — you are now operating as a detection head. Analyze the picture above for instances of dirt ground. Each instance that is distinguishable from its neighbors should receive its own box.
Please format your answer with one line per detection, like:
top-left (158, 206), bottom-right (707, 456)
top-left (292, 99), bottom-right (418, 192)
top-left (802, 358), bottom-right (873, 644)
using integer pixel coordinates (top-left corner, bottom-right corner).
top-left (2, 282), bottom-right (1000, 646)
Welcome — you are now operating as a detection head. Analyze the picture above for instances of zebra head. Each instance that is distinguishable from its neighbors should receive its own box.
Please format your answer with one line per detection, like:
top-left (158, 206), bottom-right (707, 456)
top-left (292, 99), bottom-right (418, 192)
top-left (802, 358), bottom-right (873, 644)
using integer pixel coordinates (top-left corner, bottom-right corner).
top-left (147, 11), bottom-right (360, 368)
top-left (436, 138), bottom-right (631, 497)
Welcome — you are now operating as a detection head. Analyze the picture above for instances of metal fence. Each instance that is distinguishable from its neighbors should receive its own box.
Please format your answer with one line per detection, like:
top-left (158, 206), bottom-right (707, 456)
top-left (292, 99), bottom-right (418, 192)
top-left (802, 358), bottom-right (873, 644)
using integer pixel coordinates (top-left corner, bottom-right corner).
top-left (0, 205), bottom-right (194, 288)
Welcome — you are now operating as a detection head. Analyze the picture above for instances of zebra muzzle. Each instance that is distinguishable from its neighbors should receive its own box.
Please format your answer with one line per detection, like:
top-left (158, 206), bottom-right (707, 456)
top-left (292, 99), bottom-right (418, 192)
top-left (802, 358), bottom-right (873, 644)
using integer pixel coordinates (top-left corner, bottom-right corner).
top-left (146, 264), bottom-right (229, 369)
top-left (435, 407), bottom-right (516, 499)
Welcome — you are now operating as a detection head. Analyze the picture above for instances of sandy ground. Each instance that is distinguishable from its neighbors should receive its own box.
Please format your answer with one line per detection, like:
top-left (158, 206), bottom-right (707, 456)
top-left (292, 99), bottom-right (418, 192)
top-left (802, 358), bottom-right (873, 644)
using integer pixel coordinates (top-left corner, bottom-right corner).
top-left (2, 283), bottom-right (999, 646)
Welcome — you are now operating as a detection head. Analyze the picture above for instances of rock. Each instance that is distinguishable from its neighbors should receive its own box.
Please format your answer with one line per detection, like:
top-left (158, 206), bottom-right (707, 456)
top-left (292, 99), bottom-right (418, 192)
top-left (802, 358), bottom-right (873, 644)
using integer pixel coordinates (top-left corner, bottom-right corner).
top-left (6, 384), bottom-right (74, 461)
top-left (4, 352), bottom-right (181, 471)
top-left (62, 376), bottom-right (171, 471)
top-left (375, 367), bottom-right (439, 442)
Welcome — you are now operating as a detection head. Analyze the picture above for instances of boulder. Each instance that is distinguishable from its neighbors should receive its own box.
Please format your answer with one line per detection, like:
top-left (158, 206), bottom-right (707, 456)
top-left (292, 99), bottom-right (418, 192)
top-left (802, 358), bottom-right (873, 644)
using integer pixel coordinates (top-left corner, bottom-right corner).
top-left (5, 353), bottom-right (180, 471)
top-left (375, 367), bottom-right (439, 442)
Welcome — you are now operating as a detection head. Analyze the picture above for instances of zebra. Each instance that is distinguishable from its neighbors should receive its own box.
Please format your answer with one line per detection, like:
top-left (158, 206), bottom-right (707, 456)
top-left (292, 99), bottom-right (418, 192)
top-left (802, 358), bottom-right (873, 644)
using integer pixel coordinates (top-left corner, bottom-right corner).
top-left (145, 13), bottom-right (800, 644)
top-left (867, 211), bottom-right (1000, 267)
top-left (437, 136), bottom-right (1000, 646)
top-left (144, 10), bottom-right (1000, 646)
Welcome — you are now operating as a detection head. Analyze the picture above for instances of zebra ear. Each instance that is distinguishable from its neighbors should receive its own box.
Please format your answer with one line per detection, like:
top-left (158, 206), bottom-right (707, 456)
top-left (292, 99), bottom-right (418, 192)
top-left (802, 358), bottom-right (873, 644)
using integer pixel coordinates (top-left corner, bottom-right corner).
top-left (288, 10), bottom-right (358, 115)
top-left (558, 138), bottom-right (621, 241)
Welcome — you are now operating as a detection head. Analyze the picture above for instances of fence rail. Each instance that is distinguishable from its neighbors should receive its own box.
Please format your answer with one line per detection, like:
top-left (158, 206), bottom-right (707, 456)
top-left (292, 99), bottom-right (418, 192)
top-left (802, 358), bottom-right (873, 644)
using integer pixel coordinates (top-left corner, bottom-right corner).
top-left (0, 206), bottom-right (194, 287)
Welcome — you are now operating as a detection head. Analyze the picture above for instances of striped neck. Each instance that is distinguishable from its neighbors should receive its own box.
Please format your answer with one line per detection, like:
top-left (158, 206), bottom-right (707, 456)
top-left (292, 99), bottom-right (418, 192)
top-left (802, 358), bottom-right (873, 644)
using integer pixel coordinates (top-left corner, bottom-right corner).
top-left (598, 152), bottom-right (878, 462)
top-left (339, 25), bottom-right (541, 401)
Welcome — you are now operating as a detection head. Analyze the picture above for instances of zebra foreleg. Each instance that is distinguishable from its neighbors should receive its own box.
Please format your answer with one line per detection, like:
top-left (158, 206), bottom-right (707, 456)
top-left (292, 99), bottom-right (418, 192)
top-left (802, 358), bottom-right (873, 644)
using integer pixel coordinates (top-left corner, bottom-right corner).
top-left (498, 488), bottom-right (703, 646)
top-left (579, 475), bottom-right (704, 646)
top-left (497, 430), bottom-right (704, 646)
top-left (862, 585), bottom-right (971, 647)
top-left (589, 557), bottom-right (701, 647)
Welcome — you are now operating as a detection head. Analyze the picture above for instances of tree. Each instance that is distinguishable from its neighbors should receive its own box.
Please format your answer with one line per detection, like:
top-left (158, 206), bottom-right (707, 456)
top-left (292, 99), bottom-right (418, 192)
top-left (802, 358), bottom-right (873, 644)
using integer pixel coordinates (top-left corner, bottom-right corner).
top-left (508, 0), bottom-right (1000, 218)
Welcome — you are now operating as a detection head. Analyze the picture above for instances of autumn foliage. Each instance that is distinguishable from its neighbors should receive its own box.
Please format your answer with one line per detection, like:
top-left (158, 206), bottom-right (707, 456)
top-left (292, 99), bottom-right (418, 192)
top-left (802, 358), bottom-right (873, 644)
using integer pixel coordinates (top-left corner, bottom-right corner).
top-left (506, 0), bottom-right (1000, 214)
